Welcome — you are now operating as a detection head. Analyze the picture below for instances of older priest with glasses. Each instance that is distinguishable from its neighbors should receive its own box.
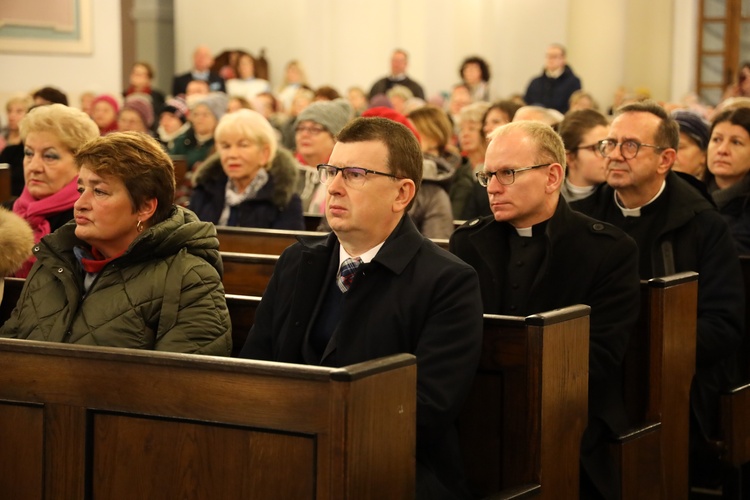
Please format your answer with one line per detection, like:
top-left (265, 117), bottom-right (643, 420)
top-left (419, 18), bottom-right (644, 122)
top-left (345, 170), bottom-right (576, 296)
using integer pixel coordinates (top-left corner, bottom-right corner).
top-left (451, 120), bottom-right (641, 500)
top-left (571, 100), bottom-right (745, 492)
top-left (239, 117), bottom-right (483, 500)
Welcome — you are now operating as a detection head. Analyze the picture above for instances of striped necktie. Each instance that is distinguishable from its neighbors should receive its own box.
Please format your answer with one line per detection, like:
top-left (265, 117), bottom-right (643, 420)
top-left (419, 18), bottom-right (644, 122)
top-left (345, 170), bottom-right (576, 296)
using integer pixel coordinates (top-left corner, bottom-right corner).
top-left (337, 257), bottom-right (362, 293)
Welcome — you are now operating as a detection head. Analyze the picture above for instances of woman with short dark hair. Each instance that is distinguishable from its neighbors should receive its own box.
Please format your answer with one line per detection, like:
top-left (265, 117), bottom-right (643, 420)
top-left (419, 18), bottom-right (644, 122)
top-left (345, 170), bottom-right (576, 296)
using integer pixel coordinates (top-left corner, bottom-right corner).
top-left (707, 106), bottom-right (750, 253)
top-left (1, 132), bottom-right (232, 355)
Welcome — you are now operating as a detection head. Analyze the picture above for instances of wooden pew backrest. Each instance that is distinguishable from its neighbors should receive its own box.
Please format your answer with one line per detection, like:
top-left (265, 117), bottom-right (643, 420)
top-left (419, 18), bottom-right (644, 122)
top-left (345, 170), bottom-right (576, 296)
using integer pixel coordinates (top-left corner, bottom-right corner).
top-left (221, 252), bottom-right (278, 296)
top-left (460, 304), bottom-right (590, 500)
top-left (0, 164), bottom-right (11, 204)
top-left (216, 226), bottom-right (326, 254)
top-left (0, 340), bottom-right (416, 499)
top-left (616, 271), bottom-right (698, 500)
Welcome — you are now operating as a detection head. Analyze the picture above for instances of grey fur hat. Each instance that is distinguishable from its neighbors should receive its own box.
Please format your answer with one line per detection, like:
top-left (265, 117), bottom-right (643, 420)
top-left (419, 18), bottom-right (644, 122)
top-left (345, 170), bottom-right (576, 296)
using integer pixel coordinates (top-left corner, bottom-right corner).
top-left (295, 98), bottom-right (353, 137)
top-left (193, 92), bottom-right (229, 121)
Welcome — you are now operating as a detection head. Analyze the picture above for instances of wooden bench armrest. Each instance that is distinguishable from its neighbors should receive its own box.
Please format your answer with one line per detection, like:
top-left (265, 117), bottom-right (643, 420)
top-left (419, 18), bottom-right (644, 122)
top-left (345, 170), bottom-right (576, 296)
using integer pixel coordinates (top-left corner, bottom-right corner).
top-left (612, 422), bottom-right (661, 443)
top-left (483, 484), bottom-right (541, 499)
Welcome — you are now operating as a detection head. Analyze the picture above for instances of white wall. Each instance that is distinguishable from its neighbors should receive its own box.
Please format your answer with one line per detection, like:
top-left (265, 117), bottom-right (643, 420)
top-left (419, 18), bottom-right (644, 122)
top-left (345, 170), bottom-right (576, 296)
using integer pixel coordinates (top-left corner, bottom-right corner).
top-left (0, 2), bottom-right (122, 111)
top-left (0, 0), bottom-right (700, 123)
top-left (174, 0), bottom-right (568, 101)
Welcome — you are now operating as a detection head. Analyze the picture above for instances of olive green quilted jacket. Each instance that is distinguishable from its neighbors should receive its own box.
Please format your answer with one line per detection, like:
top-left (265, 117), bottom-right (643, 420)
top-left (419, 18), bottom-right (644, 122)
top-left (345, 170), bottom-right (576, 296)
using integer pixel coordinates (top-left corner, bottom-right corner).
top-left (0, 206), bottom-right (232, 355)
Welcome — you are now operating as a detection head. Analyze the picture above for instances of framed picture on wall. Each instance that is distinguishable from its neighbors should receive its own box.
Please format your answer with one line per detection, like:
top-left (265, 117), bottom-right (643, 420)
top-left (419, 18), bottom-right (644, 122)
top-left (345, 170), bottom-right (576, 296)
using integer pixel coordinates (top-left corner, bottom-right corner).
top-left (0, 0), bottom-right (92, 55)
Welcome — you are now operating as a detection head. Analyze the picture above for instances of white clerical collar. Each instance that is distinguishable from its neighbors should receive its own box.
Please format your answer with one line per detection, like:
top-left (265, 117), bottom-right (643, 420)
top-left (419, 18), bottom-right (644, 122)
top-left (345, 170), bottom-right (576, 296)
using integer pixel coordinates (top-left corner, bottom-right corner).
top-left (615, 180), bottom-right (666, 217)
top-left (339, 241), bottom-right (384, 266)
top-left (390, 73), bottom-right (407, 80)
top-left (566, 179), bottom-right (596, 197)
top-left (514, 227), bottom-right (533, 237)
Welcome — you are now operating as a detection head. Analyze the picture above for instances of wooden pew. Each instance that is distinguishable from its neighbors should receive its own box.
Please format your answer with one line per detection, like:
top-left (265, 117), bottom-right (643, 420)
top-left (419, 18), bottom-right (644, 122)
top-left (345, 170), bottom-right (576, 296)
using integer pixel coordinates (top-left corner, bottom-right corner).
top-left (226, 293), bottom-right (261, 355)
top-left (616, 272), bottom-right (698, 500)
top-left (222, 296), bottom-right (590, 497)
top-left (220, 252), bottom-right (278, 296)
top-left (216, 226), bottom-right (327, 254)
top-left (0, 339), bottom-right (416, 499)
top-left (718, 256), bottom-right (750, 498)
top-left (170, 155), bottom-right (187, 189)
top-left (459, 304), bottom-right (590, 499)
top-left (0, 163), bottom-right (11, 204)
top-left (2, 276), bottom-right (592, 498)
top-left (216, 225), bottom-right (449, 255)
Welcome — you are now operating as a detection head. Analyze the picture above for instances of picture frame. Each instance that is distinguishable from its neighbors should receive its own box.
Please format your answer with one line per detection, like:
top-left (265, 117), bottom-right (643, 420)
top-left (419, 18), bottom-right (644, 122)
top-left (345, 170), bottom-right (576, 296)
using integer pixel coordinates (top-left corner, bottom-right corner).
top-left (0, 0), bottom-right (92, 55)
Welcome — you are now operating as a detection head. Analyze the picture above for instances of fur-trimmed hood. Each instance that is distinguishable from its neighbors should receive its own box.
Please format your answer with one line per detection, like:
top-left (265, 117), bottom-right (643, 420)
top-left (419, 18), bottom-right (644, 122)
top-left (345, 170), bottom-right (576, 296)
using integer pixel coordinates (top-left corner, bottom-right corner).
top-left (193, 147), bottom-right (300, 209)
top-left (0, 207), bottom-right (34, 275)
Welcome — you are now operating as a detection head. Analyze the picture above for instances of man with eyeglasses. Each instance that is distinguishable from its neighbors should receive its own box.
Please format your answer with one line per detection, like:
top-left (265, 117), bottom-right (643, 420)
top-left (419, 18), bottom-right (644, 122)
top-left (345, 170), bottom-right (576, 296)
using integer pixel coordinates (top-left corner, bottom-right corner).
top-left (450, 120), bottom-right (640, 500)
top-left (240, 116), bottom-right (483, 500)
top-left (571, 100), bottom-right (744, 492)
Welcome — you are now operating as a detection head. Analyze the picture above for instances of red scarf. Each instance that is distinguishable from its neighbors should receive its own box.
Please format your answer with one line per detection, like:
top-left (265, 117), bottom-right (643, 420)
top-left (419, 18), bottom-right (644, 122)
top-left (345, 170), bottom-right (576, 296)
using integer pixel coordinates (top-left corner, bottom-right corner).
top-left (80, 246), bottom-right (122, 274)
top-left (125, 85), bottom-right (152, 96)
top-left (12, 177), bottom-right (80, 278)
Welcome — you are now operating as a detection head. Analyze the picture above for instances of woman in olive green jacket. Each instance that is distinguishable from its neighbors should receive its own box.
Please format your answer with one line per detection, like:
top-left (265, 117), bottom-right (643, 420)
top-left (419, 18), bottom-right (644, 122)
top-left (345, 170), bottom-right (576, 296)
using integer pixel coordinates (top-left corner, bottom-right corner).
top-left (0, 132), bottom-right (231, 355)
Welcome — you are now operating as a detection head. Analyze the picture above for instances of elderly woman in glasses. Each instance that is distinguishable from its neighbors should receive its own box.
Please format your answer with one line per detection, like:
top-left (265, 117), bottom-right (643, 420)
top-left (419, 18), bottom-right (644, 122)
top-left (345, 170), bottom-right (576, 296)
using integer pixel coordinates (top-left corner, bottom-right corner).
top-left (557, 109), bottom-right (610, 202)
top-left (1, 132), bottom-right (232, 355)
top-left (189, 109), bottom-right (304, 229)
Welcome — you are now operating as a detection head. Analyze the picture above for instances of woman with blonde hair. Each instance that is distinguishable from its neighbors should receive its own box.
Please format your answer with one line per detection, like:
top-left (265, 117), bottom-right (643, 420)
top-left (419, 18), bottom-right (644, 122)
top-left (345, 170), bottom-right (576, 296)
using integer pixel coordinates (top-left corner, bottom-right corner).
top-left (11, 104), bottom-right (99, 277)
top-left (190, 109), bottom-right (304, 229)
top-left (408, 105), bottom-right (474, 218)
top-left (1, 132), bottom-right (232, 354)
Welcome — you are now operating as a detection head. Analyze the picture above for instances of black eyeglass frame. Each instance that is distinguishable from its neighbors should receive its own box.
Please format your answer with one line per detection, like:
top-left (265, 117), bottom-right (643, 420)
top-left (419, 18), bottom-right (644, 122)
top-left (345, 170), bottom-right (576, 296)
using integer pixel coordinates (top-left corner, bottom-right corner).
top-left (597, 139), bottom-right (666, 159)
top-left (316, 164), bottom-right (403, 186)
top-left (572, 143), bottom-right (605, 158)
top-left (475, 163), bottom-right (551, 187)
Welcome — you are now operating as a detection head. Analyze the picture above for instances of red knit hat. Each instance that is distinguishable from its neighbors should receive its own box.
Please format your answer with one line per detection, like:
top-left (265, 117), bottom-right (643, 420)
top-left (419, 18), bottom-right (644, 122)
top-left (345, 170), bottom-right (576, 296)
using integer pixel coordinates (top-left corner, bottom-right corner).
top-left (92, 94), bottom-right (119, 114)
top-left (361, 106), bottom-right (421, 144)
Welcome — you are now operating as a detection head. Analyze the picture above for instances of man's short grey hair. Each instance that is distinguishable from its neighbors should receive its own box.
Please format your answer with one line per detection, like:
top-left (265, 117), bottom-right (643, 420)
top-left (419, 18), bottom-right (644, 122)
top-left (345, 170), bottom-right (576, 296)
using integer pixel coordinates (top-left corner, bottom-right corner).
top-left (490, 121), bottom-right (566, 173)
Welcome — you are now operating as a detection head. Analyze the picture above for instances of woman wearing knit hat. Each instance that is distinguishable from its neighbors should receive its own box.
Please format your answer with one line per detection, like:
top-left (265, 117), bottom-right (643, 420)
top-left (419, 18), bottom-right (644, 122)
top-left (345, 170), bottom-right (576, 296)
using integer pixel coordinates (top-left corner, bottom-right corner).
top-left (189, 109), bottom-right (304, 229)
top-left (672, 109), bottom-right (710, 182)
top-left (169, 92), bottom-right (229, 205)
top-left (91, 94), bottom-right (120, 135)
top-left (118, 93), bottom-right (155, 135)
top-left (157, 97), bottom-right (191, 150)
top-left (293, 98), bottom-right (352, 212)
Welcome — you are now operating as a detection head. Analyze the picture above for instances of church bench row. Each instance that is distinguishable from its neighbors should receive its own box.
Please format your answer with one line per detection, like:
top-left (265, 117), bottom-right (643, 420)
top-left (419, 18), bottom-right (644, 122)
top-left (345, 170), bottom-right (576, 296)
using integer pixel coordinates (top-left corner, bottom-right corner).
top-left (0, 337), bottom-right (417, 499)
top-left (215, 225), bottom-right (450, 255)
top-left (217, 265), bottom-right (700, 499)
top-left (0, 278), bottom-right (591, 498)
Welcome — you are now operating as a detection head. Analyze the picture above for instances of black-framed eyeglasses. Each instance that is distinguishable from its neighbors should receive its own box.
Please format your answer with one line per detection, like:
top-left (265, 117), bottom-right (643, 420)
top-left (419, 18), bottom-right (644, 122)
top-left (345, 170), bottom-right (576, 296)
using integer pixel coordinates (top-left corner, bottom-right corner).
top-left (597, 139), bottom-right (665, 159)
top-left (295, 124), bottom-right (327, 135)
top-left (475, 163), bottom-right (551, 187)
top-left (574, 143), bottom-right (605, 158)
top-left (317, 164), bottom-right (403, 187)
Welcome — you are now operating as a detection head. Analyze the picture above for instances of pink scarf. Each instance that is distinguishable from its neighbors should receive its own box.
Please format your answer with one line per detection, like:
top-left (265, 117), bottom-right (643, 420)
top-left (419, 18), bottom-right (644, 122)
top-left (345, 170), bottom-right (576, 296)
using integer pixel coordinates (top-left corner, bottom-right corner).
top-left (12, 177), bottom-right (80, 277)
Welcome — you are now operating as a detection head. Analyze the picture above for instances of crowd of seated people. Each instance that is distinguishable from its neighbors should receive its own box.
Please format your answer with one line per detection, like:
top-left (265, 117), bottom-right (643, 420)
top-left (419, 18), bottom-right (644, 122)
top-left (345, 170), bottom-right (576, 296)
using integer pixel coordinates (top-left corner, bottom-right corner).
top-left (4, 43), bottom-right (750, 499)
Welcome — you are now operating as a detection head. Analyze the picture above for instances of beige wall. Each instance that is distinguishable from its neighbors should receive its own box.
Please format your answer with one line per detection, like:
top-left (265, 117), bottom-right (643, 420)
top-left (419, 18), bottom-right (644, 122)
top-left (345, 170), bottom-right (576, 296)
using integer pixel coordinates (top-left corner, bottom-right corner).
top-left (0, 0), bottom-right (699, 123)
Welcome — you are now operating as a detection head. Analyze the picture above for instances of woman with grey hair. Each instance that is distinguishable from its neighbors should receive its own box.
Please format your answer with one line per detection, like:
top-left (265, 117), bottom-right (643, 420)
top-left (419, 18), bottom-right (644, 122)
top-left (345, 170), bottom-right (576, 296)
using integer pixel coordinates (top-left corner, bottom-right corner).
top-left (190, 109), bottom-right (304, 229)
